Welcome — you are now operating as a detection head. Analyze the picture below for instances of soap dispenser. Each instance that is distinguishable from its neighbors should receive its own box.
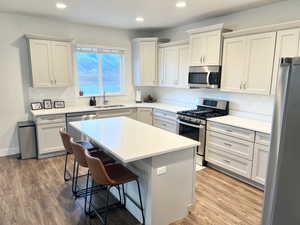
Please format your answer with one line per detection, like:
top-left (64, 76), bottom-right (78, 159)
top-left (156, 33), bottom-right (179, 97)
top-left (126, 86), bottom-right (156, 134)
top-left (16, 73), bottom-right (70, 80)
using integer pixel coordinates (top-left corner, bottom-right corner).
top-left (89, 97), bottom-right (96, 106)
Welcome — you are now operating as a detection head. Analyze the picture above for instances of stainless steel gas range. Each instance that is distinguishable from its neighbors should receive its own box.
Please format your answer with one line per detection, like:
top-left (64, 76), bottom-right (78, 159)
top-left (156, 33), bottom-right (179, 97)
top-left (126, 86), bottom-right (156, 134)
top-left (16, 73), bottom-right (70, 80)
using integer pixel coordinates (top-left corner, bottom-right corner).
top-left (177, 99), bottom-right (229, 166)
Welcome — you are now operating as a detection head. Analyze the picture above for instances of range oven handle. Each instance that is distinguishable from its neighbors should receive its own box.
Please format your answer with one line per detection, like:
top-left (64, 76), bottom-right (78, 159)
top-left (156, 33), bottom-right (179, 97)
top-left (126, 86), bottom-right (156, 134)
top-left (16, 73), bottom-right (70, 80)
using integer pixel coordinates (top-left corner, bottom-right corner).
top-left (177, 120), bottom-right (205, 129)
top-left (206, 71), bottom-right (211, 86)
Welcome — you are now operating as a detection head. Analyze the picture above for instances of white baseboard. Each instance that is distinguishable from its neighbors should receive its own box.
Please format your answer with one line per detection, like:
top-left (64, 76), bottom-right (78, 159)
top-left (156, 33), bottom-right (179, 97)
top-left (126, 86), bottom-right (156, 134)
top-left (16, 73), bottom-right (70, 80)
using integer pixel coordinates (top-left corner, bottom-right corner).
top-left (0, 147), bottom-right (19, 157)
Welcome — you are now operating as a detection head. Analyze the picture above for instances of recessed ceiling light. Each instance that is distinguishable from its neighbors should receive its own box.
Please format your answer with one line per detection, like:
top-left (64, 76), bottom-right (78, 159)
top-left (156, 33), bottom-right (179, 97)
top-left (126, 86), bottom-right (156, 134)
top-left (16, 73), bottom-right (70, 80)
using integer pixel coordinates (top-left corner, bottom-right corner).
top-left (176, 1), bottom-right (187, 8)
top-left (136, 17), bottom-right (144, 22)
top-left (56, 2), bottom-right (67, 9)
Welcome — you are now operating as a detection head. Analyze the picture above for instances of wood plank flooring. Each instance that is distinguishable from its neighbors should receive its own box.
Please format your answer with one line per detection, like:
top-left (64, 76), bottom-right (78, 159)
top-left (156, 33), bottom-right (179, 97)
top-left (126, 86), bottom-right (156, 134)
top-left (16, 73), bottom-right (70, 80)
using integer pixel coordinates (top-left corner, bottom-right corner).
top-left (0, 155), bottom-right (264, 225)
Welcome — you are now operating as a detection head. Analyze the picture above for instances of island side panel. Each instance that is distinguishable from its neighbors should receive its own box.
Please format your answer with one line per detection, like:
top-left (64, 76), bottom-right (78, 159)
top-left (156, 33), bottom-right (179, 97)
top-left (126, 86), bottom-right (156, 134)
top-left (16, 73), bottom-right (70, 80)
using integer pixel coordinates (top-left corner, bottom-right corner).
top-left (151, 147), bottom-right (196, 225)
top-left (125, 158), bottom-right (154, 225)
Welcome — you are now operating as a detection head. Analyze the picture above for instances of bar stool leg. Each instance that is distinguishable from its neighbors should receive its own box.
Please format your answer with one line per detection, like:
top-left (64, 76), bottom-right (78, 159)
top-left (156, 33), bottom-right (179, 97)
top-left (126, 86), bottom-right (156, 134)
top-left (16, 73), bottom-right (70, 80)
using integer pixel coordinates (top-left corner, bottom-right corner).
top-left (122, 184), bottom-right (126, 208)
top-left (117, 185), bottom-right (122, 204)
top-left (104, 186), bottom-right (111, 225)
top-left (71, 160), bottom-right (76, 194)
top-left (63, 153), bottom-right (71, 182)
top-left (74, 162), bottom-right (80, 198)
top-left (136, 180), bottom-right (145, 225)
top-left (84, 170), bottom-right (90, 215)
top-left (88, 180), bottom-right (95, 215)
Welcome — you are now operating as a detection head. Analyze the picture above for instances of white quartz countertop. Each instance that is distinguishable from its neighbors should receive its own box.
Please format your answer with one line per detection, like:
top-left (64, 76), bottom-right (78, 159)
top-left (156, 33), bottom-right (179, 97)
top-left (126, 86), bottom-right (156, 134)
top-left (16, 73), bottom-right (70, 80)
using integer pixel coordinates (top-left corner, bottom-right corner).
top-left (69, 117), bottom-right (199, 163)
top-left (31, 103), bottom-right (189, 117)
top-left (207, 115), bottom-right (272, 134)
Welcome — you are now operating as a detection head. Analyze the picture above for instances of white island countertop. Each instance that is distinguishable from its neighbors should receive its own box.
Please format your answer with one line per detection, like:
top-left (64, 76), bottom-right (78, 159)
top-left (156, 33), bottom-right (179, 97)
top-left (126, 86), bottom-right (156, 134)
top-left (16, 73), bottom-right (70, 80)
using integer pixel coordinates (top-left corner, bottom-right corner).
top-left (208, 115), bottom-right (272, 134)
top-left (69, 117), bottom-right (199, 163)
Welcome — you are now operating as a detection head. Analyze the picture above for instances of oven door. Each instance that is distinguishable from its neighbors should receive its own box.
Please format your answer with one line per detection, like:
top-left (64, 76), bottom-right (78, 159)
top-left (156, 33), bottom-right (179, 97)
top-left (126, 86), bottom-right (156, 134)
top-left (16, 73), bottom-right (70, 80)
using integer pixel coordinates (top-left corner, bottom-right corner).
top-left (178, 120), bottom-right (206, 156)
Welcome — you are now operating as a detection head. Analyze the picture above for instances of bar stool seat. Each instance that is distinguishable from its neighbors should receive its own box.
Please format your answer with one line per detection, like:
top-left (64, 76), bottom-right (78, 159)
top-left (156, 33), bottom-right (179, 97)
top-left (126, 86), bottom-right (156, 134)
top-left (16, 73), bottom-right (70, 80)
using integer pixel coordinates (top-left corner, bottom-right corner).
top-left (90, 151), bottom-right (115, 165)
top-left (77, 140), bottom-right (97, 151)
top-left (105, 164), bottom-right (138, 185)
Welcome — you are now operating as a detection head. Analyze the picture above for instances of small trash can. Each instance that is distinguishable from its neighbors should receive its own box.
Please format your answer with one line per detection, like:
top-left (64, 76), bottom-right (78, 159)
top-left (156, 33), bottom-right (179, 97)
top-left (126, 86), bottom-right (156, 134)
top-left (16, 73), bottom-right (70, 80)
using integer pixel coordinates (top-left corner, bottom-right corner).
top-left (17, 121), bottom-right (37, 159)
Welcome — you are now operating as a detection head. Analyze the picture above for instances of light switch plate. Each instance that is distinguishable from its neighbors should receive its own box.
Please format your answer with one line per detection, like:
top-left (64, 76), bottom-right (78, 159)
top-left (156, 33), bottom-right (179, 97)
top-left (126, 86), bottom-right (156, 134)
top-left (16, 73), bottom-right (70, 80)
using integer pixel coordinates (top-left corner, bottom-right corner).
top-left (157, 166), bottom-right (167, 175)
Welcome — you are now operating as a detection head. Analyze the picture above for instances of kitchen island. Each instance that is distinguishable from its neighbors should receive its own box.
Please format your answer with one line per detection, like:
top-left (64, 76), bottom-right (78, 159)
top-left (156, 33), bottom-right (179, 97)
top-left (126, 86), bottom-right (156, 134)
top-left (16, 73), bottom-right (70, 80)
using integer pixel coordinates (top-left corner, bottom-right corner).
top-left (69, 117), bottom-right (199, 225)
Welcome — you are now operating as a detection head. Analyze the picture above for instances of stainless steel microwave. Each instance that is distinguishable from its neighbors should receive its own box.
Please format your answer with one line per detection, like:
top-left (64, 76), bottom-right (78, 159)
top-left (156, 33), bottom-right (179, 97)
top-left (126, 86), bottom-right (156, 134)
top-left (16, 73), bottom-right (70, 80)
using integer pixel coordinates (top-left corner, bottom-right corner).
top-left (188, 66), bottom-right (221, 89)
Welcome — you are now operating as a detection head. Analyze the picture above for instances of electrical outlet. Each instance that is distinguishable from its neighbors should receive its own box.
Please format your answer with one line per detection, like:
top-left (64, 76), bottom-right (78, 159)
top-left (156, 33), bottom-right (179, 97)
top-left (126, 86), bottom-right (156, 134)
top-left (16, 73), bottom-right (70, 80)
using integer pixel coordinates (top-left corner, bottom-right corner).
top-left (157, 166), bottom-right (167, 175)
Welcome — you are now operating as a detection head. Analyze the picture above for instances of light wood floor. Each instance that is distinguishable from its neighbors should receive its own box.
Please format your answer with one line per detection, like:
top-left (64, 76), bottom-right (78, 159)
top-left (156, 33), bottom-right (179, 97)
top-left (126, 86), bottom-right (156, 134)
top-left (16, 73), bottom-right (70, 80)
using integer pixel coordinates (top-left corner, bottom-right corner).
top-left (0, 155), bottom-right (264, 225)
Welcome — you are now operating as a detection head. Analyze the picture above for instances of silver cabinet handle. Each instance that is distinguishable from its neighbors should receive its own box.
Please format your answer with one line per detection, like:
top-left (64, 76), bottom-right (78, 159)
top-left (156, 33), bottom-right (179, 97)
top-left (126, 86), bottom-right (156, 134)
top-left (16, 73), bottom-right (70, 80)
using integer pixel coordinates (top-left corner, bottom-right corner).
top-left (240, 82), bottom-right (242, 89)
top-left (224, 143), bottom-right (232, 147)
top-left (223, 159), bottom-right (231, 163)
top-left (203, 56), bottom-right (206, 64)
top-left (226, 129), bottom-right (233, 132)
top-left (243, 82), bottom-right (247, 89)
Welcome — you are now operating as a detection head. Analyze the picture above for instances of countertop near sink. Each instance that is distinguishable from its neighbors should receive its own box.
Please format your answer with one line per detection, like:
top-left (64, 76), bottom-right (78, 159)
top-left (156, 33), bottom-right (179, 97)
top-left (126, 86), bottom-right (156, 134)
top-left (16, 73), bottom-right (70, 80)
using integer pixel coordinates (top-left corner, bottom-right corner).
top-left (30, 103), bottom-right (189, 117)
top-left (208, 115), bottom-right (272, 134)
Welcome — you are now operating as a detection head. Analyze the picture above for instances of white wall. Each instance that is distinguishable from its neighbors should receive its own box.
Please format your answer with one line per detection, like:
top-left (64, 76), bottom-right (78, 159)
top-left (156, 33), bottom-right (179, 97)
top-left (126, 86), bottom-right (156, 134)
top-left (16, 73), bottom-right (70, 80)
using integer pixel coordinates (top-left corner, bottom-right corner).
top-left (0, 12), bottom-right (140, 156)
top-left (148, 0), bottom-right (300, 121)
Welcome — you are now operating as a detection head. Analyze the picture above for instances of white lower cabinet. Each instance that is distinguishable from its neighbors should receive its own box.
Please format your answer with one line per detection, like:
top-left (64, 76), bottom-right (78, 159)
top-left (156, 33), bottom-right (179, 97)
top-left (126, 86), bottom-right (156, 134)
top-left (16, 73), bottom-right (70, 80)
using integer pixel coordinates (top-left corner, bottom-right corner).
top-left (206, 147), bottom-right (253, 178)
top-left (206, 121), bottom-right (270, 186)
top-left (153, 109), bottom-right (178, 133)
top-left (137, 108), bottom-right (153, 125)
top-left (36, 115), bottom-right (66, 158)
top-left (252, 144), bottom-right (270, 185)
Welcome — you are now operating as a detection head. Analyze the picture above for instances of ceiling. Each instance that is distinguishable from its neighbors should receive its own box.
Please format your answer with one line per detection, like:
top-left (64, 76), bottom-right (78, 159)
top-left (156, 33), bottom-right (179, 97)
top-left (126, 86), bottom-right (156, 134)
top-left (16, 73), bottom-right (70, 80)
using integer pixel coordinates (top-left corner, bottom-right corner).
top-left (0, 0), bottom-right (283, 30)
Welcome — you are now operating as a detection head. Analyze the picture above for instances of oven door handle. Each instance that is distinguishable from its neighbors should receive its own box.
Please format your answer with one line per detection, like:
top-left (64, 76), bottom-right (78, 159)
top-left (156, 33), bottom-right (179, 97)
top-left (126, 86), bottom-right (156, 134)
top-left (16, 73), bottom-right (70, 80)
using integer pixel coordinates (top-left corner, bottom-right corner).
top-left (177, 120), bottom-right (205, 129)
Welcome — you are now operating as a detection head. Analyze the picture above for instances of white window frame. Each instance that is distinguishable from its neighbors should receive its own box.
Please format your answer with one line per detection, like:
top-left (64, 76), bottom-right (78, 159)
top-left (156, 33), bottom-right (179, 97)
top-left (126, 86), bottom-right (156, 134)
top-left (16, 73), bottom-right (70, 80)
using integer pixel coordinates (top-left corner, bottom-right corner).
top-left (74, 44), bottom-right (127, 97)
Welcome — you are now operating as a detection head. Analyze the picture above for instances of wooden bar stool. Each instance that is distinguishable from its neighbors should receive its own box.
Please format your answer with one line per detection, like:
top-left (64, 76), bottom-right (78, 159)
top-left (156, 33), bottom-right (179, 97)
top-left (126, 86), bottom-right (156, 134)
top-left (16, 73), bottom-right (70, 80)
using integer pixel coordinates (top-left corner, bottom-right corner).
top-left (85, 149), bottom-right (145, 225)
top-left (70, 139), bottom-right (115, 201)
top-left (60, 128), bottom-right (98, 182)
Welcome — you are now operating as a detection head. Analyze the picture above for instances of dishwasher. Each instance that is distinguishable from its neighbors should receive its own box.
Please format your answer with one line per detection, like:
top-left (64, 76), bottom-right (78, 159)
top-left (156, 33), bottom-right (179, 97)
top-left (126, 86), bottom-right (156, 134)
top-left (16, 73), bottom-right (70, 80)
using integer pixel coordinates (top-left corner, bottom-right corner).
top-left (66, 111), bottom-right (97, 142)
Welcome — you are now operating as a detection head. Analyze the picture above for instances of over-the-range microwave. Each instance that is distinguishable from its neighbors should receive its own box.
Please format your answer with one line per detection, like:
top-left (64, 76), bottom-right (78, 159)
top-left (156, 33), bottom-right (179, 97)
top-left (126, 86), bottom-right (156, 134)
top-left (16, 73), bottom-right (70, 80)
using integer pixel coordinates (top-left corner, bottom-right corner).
top-left (188, 66), bottom-right (221, 89)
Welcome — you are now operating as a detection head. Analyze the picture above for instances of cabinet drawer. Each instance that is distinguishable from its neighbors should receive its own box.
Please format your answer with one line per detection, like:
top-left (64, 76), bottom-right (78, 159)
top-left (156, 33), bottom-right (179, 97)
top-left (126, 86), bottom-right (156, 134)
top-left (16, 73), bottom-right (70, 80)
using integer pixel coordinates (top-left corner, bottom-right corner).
top-left (255, 132), bottom-right (271, 146)
top-left (153, 109), bottom-right (177, 121)
top-left (96, 109), bottom-right (135, 118)
top-left (153, 118), bottom-right (177, 133)
top-left (206, 131), bottom-right (254, 160)
top-left (207, 121), bottom-right (255, 142)
top-left (36, 114), bottom-right (66, 124)
top-left (206, 147), bottom-right (252, 178)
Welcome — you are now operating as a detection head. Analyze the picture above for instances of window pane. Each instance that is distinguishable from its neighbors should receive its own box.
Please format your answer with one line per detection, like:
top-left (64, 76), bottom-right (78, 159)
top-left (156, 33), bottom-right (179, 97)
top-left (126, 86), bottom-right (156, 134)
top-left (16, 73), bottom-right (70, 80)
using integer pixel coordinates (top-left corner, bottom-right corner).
top-left (77, 52), bottom-right (100, 96)
top-left (102, 54), bottom-right (121, 93)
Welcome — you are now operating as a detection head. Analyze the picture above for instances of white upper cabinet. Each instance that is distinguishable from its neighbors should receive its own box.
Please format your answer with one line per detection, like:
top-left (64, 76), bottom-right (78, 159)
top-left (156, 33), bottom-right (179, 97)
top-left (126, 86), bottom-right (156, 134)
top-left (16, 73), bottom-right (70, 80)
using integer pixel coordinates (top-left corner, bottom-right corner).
top-left (158, 41), bottom-right (189, 88)
top-left (133, 38), bottom-right (158, 86)
top-left (187, 24), bottom-right (226, 66)
top-left (28, 39), bottom-right (73, 88)
top-left (244, 32), bottom-right (276, 95)
top-left (221, 37), bottom-right (246, 93)
top-left (178, 45), bottom-right (189, 88)
top-left (163, 46), bottom-right (179, 86)
top-left (271, 29), bottom-right (300, 95)
top-left (51, 41), bottom-right (72, 87)
top-left (221, 32), bottom-right (276, 95)
top-left (29, 40), bottom-right (53, 87)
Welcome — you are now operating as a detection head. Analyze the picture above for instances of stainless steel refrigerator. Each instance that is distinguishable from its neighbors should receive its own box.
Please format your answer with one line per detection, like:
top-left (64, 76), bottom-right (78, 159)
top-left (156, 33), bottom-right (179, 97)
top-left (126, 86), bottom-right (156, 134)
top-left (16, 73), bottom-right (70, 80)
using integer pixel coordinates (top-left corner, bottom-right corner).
top-left (262, 57), bottom-right (300, 225)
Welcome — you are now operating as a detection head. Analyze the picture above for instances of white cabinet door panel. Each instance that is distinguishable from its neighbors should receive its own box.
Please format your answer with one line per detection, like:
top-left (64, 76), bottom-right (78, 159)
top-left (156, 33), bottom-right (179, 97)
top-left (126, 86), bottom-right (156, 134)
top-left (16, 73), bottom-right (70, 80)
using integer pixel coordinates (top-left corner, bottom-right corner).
top-left (137, 108), bottom-right (153, 125)
top-left (178, 45), bottom-right (189, 88)
top-left (164, 46), bottom-right (179, 86)
top-left (271, 29), bottom-right (300, 95)
top-left (190, 33), bottom-right (206, 66)
top-left (252, 144), bottom-right (270, 185)
top-left (51, 41), bottom-right (72, 87)
top-left (221, 37), bottom-right (246, 93)
top-left (244, 32), bottom-right (276, 95)
top-left (37, 122), bottom-right (66, 155)
top-left (29, 39), bottom-right (53, 87)
top-left (139, 42), bottom-right (157, 86)
top-left (205, 30), bottom-right (221, 65)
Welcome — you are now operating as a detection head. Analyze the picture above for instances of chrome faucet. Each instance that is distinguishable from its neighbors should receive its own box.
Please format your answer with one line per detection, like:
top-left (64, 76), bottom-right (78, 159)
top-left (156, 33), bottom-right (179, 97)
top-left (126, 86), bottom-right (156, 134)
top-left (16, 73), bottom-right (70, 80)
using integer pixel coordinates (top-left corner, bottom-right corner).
top-left (103, 91), bottom-right (109, 105)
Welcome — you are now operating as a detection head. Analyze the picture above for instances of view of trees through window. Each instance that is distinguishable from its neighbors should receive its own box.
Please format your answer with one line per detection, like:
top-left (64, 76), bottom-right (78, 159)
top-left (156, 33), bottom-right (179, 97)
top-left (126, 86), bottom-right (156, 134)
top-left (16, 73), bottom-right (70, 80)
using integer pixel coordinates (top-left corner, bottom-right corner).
top-left (76, 52), bottom-right (122, 96)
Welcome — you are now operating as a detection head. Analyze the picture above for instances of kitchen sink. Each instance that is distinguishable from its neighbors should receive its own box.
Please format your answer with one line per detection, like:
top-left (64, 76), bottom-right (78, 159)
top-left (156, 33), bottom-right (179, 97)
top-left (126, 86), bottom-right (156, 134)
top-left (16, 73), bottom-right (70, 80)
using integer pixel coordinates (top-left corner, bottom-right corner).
top-left (94, 104), bottom-right (125, 109)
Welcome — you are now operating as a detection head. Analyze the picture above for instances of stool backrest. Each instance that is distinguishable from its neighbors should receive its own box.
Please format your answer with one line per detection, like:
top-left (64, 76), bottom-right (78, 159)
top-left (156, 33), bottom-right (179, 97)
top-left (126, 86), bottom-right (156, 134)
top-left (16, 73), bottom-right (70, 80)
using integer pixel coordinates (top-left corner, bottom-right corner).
top-left (85, 150), bottom-right (114, 185)
top-left (59, 128), bottom-right (73, 154)
top-left (70, 139), bottom-right (88, 167)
